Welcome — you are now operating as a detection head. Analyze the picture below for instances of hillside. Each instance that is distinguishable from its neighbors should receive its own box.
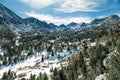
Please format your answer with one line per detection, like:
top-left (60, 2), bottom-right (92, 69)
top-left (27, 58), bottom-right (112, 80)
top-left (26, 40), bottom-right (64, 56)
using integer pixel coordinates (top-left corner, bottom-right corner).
top-left (0, 3), bottom-right (120, 80)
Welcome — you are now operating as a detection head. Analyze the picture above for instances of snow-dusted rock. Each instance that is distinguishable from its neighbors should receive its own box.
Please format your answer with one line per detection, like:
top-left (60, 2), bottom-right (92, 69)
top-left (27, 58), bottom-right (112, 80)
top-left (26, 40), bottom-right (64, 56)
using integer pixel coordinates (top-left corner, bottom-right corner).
top-left (95, 73), bottom-right (106, 80)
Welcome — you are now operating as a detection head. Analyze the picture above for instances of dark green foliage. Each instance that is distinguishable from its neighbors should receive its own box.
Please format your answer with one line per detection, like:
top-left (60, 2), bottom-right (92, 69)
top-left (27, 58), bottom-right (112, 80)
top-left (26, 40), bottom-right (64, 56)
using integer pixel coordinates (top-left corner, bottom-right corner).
top-left (21, 73), bottom-right (48, 80)
top-left (106, 52), bottom-right (120, 80)
top-left (0, 19), bottom-right (120, 80)
top-left (51, 51), bottom-right (88, 80)
top-left (81, 62), bottom-right (87, 77)
top-left (106, 38), bottom-right (120, 80)
top-left (89, 44), bottom-right (109, 79)
top-left (2, 70), bottom-right (16, 80)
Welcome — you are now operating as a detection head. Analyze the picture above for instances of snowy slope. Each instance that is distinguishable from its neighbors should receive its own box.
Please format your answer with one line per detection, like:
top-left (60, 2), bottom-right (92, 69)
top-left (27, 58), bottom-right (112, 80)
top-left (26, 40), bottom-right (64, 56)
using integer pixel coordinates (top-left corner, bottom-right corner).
top-left (0, 49), bottom-right (78, 80)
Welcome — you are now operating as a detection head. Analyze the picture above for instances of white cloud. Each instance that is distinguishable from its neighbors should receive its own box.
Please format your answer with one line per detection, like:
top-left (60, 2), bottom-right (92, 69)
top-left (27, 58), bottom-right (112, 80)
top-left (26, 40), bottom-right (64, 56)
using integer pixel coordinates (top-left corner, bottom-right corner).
top-left (55, 0), bottom-right (107, 13)
top-left (20, 0), bottom-right (107, 12)
top-left (117, 13), bottom-right (120, 17)
top-left (20, 0), bottom-right (58, 9)
top-left (98, 15), bottom-right (107, 18)
top-left (25, 11), bottom-right (92, 25)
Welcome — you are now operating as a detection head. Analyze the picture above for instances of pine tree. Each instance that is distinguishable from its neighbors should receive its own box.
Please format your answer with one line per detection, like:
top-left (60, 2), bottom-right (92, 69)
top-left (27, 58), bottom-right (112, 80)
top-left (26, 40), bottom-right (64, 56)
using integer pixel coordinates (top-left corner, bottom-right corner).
top-left (106, 52), bottom-right (120, 80)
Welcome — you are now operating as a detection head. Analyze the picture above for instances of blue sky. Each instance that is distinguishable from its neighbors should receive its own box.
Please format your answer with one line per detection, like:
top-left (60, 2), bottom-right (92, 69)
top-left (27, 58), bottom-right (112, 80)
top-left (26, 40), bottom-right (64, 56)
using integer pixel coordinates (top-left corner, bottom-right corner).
top-left (0, 0), bottom-right (120, 25)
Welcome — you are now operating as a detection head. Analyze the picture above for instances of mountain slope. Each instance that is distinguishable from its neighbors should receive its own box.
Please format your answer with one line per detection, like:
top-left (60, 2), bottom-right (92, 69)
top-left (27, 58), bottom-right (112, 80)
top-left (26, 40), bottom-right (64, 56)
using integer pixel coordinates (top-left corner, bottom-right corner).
top-left (0, 3), bottom-right (22, 24)
top-left (23, 17), bottom-right (58, 32)
top-left (0, 3), bottom-right (120, 35)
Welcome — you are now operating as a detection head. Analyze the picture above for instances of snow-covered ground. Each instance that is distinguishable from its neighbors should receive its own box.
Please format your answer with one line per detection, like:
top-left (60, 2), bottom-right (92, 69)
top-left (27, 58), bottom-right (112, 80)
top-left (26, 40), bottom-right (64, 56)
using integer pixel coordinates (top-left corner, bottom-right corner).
top-left (103, 50), bottom-right (116, 66)
top-left (95, 73), bottom-right (106, 80)
top-left (0, 50), bottom-right (77, 80)
top-left (0, 39), bottom-right (101, 80)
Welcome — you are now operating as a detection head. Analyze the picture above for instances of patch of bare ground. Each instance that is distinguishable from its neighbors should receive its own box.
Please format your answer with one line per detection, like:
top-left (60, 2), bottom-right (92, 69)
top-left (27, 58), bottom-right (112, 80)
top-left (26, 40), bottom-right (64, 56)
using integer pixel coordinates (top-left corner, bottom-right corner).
top-left (41, 65), bottom-right (49, 68)
top-left (17, 66), bottom-right (32, 71)
top-left (32, 63), bottom-right (41, 69)
top-left (17, 72), bottom-right (27, 78)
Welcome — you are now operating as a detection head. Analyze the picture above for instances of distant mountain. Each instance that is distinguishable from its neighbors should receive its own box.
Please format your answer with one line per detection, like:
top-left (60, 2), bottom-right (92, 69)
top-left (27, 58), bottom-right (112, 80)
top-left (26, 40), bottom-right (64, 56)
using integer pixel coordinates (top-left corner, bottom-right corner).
top-left (105, 15), bottom-right (120, 22)
top-left (67, 22), bottom-right (78, 27)
top-left (0, 3), bottom-right (28, 35)
top-left (59, 15), bottom-right (120, 32)
top-left (102, 15), bottom-right (120, 24)
top-left (65, 15), bottom-right (120, 31)
top-left (89, 15), bottom-right (120, 27)
top-left (0, 3), bottom-right (57, 34)
top-left (58, 24), bottom-right (66, 31)
top-left (89, 18), bottom-right (106, 26)
top-left (0, 3), bottom-right (120, 35)
top-left (24, 17), bottom-right (57, 32)
top-left (65, 22), bottom-right (87, 31)
top-left (0, 3), bottom-right (22, 24)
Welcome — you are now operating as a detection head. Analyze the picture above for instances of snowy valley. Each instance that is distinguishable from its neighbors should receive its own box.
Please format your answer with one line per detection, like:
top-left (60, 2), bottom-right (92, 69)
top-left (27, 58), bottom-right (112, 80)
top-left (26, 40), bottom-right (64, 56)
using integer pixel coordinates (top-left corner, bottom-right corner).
top-left (0, 2), bottom-right (120, 80)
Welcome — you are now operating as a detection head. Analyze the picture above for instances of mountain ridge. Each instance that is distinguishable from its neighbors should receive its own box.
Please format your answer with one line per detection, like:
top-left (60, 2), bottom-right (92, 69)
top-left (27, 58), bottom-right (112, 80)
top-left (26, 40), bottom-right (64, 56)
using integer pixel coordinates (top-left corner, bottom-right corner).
top-left (0, 3), bottom-right (120, 35)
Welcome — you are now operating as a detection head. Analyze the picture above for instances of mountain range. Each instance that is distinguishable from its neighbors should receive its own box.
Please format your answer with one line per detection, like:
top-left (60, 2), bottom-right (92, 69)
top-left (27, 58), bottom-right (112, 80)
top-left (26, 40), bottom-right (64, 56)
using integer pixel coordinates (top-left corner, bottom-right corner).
top-left (0, 3), bottom-right (120, 35)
